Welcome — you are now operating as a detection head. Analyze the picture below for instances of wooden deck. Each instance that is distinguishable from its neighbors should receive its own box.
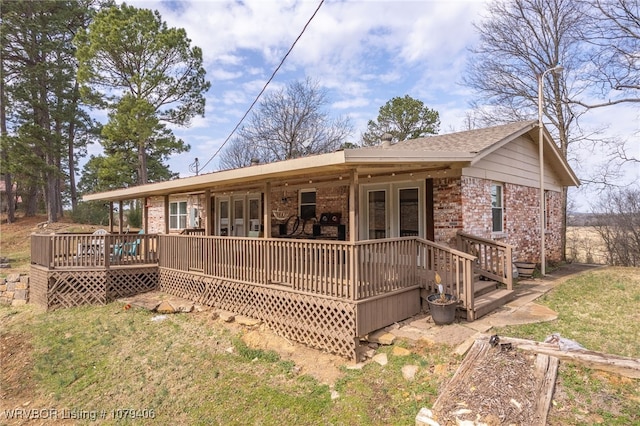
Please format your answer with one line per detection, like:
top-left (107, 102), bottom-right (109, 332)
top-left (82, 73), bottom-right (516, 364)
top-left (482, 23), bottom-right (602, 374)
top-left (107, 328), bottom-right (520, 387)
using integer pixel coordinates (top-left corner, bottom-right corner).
top-left (30, 232), bottom-right (513, 360)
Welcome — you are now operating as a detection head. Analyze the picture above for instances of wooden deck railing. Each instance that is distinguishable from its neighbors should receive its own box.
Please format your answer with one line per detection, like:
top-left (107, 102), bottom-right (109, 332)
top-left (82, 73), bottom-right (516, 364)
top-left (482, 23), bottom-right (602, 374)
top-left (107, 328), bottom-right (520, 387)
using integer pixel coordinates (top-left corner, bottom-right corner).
top-left (159, 235), bottom-right (477, 303)
top-left (31, 232), bottom-right (478, 308)
top-left (456, 231), bottom-right (513, 290)
top-left (31, 233), bottom-right (159, 269)
top-left (415, 238), bottom-right (477, 310)
top-left (160, 235), bottom-right (355, 298)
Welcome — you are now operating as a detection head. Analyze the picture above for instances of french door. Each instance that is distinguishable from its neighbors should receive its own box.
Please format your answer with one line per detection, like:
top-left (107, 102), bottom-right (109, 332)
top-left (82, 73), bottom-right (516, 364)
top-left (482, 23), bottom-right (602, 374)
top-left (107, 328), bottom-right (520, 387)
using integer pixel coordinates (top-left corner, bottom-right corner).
top-left (361, 182), bottom-right (424, 240)
top-left (216, 194), bottom-right (261, 237)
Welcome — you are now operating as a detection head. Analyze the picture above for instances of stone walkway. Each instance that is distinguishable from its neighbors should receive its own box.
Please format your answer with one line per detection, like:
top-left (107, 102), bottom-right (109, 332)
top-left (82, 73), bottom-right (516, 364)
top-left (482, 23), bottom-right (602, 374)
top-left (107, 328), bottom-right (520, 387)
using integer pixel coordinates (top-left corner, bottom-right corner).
top-left (383, 263), bottom-right (602, 355)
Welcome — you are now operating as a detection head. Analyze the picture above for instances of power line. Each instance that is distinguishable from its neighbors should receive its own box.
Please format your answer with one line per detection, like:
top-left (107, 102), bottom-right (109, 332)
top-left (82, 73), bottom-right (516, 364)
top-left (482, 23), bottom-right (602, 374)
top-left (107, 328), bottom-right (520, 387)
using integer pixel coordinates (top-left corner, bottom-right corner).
top-left (199, 0), bottom-right (325, 172)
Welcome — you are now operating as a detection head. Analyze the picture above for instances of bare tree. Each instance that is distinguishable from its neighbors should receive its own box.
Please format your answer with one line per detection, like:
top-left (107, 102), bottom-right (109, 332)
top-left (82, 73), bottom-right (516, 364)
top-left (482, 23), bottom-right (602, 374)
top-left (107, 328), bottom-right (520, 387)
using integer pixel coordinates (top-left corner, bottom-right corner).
top-left (570, 0), bottom-right (640, 184)
top-left (218, 136), bottom-right (270, 170)
top-left (592, 187), bottom-right (640, 266)
top-left (222, 78), bottom-right (353, 167)
top-left (577, 0), bottom-right (640, 107)
top-left (463, 0), bottom-right (592, 260)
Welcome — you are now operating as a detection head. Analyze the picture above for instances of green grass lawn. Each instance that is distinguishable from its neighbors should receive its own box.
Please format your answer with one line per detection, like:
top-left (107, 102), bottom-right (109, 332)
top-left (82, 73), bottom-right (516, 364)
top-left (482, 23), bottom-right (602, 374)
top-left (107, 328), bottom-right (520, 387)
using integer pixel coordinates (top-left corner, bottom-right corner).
top-left (0, 302), bottom-right (456, 425)
top-left (1, 266), bottom-right (638, 425)
top-left (496, 266), bottom-right (640, 425)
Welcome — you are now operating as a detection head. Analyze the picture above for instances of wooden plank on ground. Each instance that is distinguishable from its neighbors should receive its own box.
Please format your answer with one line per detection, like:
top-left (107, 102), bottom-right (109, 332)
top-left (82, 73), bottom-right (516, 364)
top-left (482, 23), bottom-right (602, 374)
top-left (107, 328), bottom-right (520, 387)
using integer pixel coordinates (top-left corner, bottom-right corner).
top-left (479, 334), bottom-right (640, 379)
top-left (534, 354), bottom-right (559, 424)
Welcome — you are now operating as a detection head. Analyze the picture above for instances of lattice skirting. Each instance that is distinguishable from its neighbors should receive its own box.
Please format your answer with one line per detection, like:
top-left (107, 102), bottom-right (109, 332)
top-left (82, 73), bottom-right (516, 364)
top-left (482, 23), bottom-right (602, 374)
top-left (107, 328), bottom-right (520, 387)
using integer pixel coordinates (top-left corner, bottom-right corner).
top-left (159, 268), bottom-right (359, 360)
top-left (30, 265), bottom-right (158, 310)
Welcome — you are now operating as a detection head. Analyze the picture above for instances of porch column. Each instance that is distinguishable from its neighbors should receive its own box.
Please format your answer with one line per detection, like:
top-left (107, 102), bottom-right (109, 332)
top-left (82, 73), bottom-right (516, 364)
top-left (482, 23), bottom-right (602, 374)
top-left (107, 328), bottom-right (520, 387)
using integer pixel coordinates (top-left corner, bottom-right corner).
top-left (348, 170), bottom-right (358, 242)
top-left (264, 182), bottom-right (271, 238)
top-left (163, 195), bottom-right (170, 234)
top-left (118, 201), bottom-right (124, 233)
top-left (109, 202), bottom-right (114, 233)
top-left (204, 189), bottom-right (212, 235)
top-left (143, 197), bottom-right (149, 232)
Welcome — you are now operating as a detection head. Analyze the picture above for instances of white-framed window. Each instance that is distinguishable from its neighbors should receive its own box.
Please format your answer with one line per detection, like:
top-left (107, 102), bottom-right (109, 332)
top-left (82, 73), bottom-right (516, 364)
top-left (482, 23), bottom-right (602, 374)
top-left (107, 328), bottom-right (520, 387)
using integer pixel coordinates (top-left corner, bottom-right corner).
top-left (299, 189), bottom-right (316, 220)
top-left (491, 183), bottom-right (503, 233)
top-left (169, 201), bottom-right (187, 230)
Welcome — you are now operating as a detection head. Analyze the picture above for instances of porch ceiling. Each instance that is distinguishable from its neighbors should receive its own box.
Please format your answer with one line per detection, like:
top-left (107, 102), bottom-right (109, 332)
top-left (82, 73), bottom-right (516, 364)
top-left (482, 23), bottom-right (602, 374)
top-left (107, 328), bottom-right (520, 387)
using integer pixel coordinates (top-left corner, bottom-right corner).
top-left (82, 150), bottom-right (473, 202)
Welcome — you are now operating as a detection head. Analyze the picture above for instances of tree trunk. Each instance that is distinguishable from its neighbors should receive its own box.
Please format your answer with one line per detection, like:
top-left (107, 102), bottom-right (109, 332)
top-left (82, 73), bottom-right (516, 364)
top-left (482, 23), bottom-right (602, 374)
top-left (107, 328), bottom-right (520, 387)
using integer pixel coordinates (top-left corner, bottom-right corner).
top-left (0, 61), bottom-right (15, 222)
top-left (138, 138), bottom-right (148, 185)
top-left (67, 79), bottom-right (79, 211)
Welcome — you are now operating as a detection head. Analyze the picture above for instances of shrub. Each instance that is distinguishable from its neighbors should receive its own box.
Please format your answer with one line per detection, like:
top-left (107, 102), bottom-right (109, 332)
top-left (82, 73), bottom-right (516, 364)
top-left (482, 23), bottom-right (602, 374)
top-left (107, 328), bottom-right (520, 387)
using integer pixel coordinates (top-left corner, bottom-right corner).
top-left (69, 201), bottom-right (109, 225)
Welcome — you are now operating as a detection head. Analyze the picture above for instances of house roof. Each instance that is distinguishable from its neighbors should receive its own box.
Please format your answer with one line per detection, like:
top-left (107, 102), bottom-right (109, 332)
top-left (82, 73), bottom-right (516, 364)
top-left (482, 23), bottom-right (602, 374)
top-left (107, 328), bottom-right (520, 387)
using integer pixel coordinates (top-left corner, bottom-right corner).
top-left (83, 120), bottom-right (579, 202)
top-left (388, 120), bottom-right (538, 153)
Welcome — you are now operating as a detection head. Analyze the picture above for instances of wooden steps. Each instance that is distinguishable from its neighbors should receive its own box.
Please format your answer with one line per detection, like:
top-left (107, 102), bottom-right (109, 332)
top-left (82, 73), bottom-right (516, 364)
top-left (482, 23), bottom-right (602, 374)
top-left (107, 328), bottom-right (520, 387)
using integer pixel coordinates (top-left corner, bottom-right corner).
top-left (458, 288), bottom-right (515, 320)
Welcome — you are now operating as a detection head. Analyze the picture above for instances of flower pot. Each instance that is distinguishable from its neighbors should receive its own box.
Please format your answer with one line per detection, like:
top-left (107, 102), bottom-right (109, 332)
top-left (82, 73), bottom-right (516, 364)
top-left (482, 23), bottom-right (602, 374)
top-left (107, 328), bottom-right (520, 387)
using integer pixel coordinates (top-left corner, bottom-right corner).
top-left (514, 261), bottom-right (536, 278)
top-left (426, 293), bottom-right (457, 325)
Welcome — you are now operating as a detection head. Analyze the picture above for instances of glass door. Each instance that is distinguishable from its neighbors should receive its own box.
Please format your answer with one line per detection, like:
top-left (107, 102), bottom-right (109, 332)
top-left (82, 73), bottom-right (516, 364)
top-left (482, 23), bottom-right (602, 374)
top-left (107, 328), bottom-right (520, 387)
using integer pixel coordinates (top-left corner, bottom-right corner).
top-left (233, 198), bottom-right (245, 236)
top-left (218, 198), bottom-right (229, 236)
top-left (398, 187), bottom-right (420, 237)
top-left (248, 197), bottom-right (261, 236)
top-left (367, 189), bottom-right (387, 239)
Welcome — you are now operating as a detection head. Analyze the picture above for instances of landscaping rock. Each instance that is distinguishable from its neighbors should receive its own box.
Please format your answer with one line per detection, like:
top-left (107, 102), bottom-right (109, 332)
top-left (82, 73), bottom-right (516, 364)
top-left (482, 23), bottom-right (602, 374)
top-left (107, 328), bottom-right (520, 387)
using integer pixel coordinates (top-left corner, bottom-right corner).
top-left (176, 303), bottom-right (194, 313)
top-left (13, 289), bottom-right (28, 300)
top-left (402, 365), bottom-right (419, 381)
top-left (6, 273), bottom-right (21, 282)
top-left (415, 407), bottom-right (439, 426)
top-left (368, 330), bottom-right (396, 345)
top-left (218, 310), bottom-right (236, 322)
top-left (345, 363), bottom-right (365, 370)
top-left (155, 300), bottom-right (176, 314)
top-left (11, 299), bottom-right (27, 307)
top-left (235, 315), bottom-right (261, 327)
top-left (392, 346), bottom-right (412, 357)
top-left (372, 353), bottom-right (388, 366)
top-left (361, 347), bottom-right (376, 359)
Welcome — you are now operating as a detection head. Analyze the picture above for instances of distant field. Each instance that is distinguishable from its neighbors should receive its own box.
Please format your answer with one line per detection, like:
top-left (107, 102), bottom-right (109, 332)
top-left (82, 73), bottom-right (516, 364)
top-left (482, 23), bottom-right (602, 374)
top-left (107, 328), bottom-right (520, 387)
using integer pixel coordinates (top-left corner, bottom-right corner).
top-left (565, 226), bottom-right (608, 264)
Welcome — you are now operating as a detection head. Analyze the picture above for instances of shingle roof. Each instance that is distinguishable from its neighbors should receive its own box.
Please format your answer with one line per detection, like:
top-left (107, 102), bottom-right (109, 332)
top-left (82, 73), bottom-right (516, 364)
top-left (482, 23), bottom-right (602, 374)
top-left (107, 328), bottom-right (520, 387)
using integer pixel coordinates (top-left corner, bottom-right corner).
top-left (380, 120), bottom-right (537, 153)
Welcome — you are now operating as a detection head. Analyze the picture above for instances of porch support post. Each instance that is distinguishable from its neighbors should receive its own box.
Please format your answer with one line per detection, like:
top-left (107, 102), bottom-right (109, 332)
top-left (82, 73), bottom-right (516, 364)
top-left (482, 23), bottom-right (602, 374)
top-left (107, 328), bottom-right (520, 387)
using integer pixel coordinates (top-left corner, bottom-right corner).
top-left (264, 182), bottom-right (272, 285)
top-left (118, 200), bottom-right (124, 233)
top-left (348, 170), bottom-right (358, 242)
top-left (163, 195), bottom-right (170, 234)
top-left (264, 182), bottom-right (271, 238)
top-left (349, 170), bottom-right (359, 301)
top-left (143, 197), bottom-right (149, 232)
top-left (204, 189), bottom-right (212, 235)
top-left (109, 202), bottom-right (114, 233)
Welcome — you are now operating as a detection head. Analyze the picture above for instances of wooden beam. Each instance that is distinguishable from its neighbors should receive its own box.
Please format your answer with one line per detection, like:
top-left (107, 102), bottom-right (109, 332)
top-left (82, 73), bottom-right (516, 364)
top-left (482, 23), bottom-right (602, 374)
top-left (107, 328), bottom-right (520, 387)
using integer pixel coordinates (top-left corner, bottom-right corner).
top-left (480, 335), bottom-right (640, 379)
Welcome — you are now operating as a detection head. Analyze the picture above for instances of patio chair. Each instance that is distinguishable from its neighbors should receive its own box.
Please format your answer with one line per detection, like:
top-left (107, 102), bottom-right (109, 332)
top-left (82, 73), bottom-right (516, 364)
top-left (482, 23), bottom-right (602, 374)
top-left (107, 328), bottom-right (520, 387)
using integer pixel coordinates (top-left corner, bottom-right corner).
top-left (113, 229), bottom-right (144, 258)
top-left (90, 229), bottom-right (109, 255)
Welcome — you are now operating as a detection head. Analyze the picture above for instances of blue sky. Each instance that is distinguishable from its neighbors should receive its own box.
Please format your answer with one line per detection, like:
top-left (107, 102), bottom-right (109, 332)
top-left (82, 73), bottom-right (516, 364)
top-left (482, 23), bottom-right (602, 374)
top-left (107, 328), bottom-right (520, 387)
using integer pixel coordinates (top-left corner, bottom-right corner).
top-left (111, 0), bottom-right (638, 211)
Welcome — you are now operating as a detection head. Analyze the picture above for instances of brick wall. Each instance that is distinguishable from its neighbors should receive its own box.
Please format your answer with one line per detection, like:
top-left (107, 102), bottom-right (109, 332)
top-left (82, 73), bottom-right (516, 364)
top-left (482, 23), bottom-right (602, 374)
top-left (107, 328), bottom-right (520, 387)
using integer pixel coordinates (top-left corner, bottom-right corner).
top-left (147, 197), bottom-right (165, 234)
top-left (432, 177), bottom-right (463, 246)
top-left (459, 176), bottom-right (563, 263)
top-left (271, 186), bottom-right (349, 238)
